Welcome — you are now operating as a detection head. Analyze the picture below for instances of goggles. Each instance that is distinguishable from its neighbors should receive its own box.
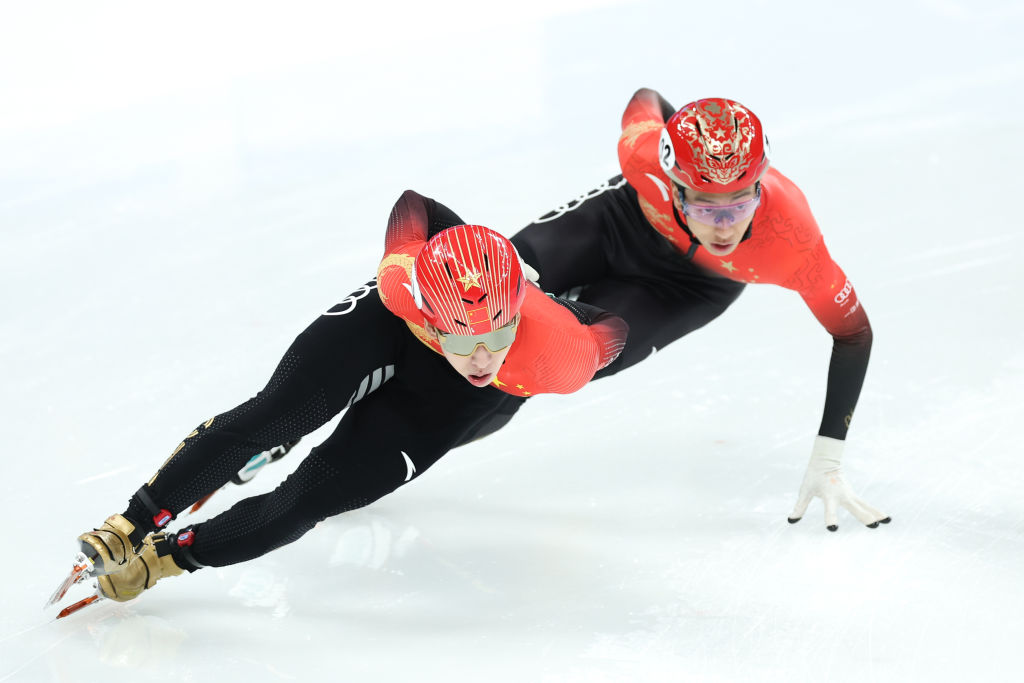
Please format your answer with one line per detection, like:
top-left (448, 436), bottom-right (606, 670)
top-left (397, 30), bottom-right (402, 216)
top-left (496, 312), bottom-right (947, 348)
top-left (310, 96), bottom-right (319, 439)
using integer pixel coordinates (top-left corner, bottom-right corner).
top-left (436, 317), bottom-right (519, 356)
top-left (679, 184), bottom-right (761, 226)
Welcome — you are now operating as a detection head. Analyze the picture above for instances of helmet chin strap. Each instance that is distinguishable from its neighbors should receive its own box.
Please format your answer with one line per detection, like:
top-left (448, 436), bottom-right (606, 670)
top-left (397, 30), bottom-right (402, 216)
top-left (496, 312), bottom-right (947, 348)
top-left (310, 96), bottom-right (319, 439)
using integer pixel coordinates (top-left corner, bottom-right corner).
top-left (669, 202), bottom-right (701, 260)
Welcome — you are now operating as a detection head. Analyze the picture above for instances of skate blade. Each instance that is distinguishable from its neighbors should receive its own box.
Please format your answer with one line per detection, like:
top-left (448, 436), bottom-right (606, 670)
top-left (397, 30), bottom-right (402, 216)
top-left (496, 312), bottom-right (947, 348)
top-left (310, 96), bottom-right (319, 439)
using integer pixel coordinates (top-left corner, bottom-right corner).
top-left (45, 552), bottom-right (94, 608)
top-left (56, 593), bottom-right (104, 619)
top-left (189, 489), bottom-right (220, 514)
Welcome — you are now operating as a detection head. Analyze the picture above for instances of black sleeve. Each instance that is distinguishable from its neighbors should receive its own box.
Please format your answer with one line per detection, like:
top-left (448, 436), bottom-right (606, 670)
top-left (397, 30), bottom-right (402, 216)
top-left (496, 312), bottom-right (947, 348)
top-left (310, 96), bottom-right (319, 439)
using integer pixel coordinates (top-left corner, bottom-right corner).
top-left (422, 196), bottom-right (466, 237)
top-left (657, 92), bottom-right (676, 122)
top-left (512, 178), bottom-right (744, 380)
top-left (547, 294), bottom-right (620, 327)
top-left (818, 326), bottom-right (873, 439)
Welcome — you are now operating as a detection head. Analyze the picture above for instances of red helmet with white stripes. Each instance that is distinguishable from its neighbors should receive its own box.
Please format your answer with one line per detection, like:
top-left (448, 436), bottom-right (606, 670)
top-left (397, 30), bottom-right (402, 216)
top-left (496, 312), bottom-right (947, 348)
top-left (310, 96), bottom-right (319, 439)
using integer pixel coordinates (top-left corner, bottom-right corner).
top-left (411, 224), bottom-right (526, 334)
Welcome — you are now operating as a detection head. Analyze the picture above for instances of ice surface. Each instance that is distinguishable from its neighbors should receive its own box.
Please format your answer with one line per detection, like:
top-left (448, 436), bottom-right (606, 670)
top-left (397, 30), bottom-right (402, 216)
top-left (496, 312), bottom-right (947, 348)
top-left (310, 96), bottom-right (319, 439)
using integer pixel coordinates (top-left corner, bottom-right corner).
top-left (2, 1), bottom-right (1023, 681)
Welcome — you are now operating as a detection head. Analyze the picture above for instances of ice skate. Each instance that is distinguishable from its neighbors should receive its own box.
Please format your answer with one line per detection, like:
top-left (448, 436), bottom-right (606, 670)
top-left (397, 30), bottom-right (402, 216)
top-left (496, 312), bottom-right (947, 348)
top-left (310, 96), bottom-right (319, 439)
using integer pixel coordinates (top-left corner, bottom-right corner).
top-left (96, 532), bottom-right (185, 602)
top-left (77, 513), bottom-right (146, 576)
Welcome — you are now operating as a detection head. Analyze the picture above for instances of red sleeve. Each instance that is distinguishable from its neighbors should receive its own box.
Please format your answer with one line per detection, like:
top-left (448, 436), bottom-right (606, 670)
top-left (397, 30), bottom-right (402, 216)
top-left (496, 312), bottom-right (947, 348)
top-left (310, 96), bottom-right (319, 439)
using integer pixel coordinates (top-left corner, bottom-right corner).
top-left (376, 191), bottom-right (438, 351)
top-left (383, 189), bottom-right (430, 257)
top-left (618, 89), bottom-right (669, 192)
top-left (767, 187), bottom-right (871, 440)
top-left (591, 313), bottom-right (629, 371)
top-left (497, 290), bottom-right (628, 396)
top-left (378, 189), bottom-right (470, 326)
top-left (621, 88), bottom-right (668, 129)
top-left (792, 241), bottom-right (870, 339)
top-left (799, 247), bottom-right (873, 439)
top-left (753, 171), bottom-right (869, 338)
top-left (377, 193), bottom-right (629, 398)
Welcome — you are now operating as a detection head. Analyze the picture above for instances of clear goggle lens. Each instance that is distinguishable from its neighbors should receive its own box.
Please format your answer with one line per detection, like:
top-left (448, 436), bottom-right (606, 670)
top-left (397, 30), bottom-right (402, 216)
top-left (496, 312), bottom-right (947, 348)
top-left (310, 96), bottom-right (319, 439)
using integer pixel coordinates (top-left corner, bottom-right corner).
top-left (436, 319), bottom-right (518, 356)
top-left (680, 185), bottom-right (761, 226)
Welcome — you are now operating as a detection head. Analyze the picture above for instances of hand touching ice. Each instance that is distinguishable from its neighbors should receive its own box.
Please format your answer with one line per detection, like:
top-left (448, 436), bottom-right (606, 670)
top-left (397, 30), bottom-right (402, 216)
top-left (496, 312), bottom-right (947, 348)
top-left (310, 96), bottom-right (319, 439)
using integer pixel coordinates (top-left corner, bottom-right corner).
top-left (788, 436), bottom-right (890, 531)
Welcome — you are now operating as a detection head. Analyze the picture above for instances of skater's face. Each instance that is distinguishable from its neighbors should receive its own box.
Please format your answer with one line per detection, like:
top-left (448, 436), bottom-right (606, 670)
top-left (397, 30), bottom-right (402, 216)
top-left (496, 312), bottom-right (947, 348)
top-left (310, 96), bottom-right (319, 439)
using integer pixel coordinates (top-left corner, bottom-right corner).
top-left (425, 318), bottom-right (517, 388)
top-left (674, 184), bottom-right (760, 257)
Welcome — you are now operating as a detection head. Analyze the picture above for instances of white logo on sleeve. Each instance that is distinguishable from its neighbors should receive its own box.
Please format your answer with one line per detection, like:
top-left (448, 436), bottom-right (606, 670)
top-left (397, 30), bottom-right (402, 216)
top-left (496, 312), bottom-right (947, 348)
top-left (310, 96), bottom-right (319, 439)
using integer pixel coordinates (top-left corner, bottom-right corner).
top-left (401, 451), bottom-right (417, 482)
top-left (834, 279), bottom-right (853, 305)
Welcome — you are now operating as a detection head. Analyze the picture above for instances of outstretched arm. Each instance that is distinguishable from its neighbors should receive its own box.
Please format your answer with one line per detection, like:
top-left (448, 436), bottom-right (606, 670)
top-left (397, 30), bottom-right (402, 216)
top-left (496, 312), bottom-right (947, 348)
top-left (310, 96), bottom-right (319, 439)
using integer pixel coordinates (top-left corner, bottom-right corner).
top-left (788, 253), bottom-right (889, 531)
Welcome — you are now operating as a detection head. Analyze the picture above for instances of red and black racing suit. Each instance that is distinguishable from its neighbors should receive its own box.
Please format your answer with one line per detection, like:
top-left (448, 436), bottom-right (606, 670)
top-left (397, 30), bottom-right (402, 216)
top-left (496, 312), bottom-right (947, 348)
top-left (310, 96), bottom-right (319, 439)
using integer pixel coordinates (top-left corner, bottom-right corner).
top-left (511, 88), bottom-right (872, 442)
top-left (120, 191), bottom-right (626, 569)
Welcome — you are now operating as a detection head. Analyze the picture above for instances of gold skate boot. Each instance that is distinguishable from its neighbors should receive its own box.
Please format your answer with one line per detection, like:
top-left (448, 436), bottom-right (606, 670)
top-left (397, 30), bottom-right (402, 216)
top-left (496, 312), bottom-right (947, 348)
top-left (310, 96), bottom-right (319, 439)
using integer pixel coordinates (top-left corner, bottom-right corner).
top-left (97, 532), bottom-right (185, 602)
top-left (78, 514), bottom-right (145, 576)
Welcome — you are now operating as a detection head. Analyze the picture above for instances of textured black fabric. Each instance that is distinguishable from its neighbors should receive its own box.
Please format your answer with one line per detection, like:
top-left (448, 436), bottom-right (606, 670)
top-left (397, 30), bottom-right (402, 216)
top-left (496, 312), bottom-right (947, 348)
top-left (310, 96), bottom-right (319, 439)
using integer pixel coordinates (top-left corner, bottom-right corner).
top-left (819, 326), bottom-right (873, 439)
top-left (657, 92), bottom-right (677, 122)
top-left (124, 281), bottom-right (517, 567)
top-left (512, 176), bottom-right (746, 378)
top-left (423, 196), bottom-right (465, 237)
top-left (512, 175), bottom-right (872, 436)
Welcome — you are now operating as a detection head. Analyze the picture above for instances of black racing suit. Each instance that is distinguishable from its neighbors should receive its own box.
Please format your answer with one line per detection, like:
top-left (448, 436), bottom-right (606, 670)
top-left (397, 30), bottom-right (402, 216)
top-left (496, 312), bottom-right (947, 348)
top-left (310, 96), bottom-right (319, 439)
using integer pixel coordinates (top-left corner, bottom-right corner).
top-left (123, 282), bottom-right (525, 569)
top-left (511, 177), bottom-right (746, 378)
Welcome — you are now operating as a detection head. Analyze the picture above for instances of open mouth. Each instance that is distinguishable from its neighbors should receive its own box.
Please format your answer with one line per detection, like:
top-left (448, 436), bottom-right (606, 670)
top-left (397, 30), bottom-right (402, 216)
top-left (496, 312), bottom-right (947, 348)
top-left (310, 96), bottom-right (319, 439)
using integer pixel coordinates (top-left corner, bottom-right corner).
top-left (467, 372), bottom-right (493, 387)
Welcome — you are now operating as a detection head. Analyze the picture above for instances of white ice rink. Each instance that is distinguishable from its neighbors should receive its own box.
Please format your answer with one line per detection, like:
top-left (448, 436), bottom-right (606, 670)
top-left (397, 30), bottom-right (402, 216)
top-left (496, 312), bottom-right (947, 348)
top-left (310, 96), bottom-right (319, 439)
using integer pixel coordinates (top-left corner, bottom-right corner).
top-left (2, 1), bottom-right (1023, 681)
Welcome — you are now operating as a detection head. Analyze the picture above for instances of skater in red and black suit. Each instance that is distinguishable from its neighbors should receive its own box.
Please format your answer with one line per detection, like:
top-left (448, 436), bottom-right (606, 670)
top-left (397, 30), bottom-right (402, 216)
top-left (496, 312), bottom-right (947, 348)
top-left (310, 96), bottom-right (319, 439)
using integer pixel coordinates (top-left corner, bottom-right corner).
top-left (64, 190), bottom-right (626, 607)
top-left (510, 89), bottom-right (889, 531)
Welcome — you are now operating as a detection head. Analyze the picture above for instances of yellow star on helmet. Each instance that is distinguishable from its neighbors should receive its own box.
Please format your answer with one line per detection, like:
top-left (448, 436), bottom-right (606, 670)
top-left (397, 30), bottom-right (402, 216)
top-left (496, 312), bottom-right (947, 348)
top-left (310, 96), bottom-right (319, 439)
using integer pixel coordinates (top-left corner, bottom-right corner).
top-left (456, 269), bottom-right (484, 291)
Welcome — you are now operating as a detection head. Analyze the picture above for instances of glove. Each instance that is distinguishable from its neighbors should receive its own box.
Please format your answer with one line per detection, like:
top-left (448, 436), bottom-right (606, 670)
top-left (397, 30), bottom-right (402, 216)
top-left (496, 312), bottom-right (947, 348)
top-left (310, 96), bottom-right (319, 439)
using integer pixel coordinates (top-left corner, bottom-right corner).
top-left (788, 436), bottom-right (891, 531)
top-left (522, 261), bottom-right (541, 285)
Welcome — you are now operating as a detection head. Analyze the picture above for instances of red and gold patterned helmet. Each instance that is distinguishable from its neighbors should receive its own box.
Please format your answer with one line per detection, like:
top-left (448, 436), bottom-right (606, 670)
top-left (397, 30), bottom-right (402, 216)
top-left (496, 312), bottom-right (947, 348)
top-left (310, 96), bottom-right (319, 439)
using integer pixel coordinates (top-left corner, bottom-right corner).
top-left (659, 97), bottom-right (770, 193)
top-left (411, 224), bottom-right (526, 335)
